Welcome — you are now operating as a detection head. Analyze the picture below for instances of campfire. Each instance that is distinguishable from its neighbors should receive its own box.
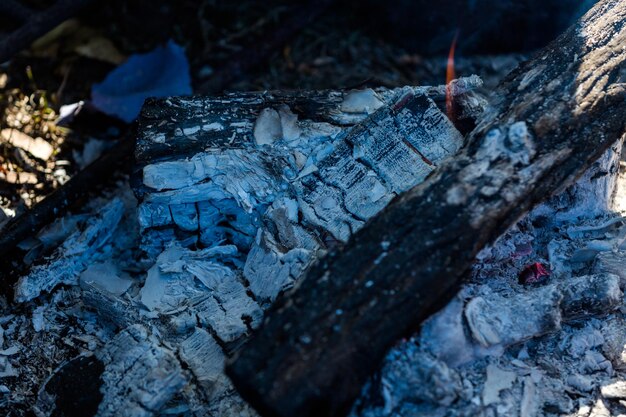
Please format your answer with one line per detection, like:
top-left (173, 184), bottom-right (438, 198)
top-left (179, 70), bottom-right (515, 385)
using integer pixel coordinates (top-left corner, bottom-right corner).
top-left (2, 1), bottom-right (626, 417)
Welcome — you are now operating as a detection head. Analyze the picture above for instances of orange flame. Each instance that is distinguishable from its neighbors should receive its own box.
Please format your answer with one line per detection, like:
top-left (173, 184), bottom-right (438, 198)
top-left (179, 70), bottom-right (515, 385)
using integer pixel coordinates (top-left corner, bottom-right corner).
top-left (446, 31), bottom-right (459, 122)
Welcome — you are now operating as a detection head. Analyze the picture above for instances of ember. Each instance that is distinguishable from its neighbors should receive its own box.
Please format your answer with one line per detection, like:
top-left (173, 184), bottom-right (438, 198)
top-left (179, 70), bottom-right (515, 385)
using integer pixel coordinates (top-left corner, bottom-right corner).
top-left (518, 262), bottom-right (550, 285)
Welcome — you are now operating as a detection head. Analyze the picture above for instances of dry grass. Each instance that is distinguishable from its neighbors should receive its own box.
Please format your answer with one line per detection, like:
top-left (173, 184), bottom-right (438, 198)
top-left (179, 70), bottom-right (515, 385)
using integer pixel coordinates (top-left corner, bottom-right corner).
top-left (0, 72), bottom-right (70, 215)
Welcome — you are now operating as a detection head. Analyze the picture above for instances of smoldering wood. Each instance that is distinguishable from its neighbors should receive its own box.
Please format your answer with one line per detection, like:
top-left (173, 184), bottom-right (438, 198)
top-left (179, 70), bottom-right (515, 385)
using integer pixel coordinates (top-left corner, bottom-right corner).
top-left (135, 83), bottom-right (470, 308)
top-left (0, 0), bottom-right (342, 285)
top-left (136, 77), bottom-right (482, 164)
top-left (465, 273), bottom-right (623, 350)
top-left (465, 285), bottom-right (563, 348)
top-left (126, 79), bottom-right (473, 415)
top-left (560, 273), bottom-right (622, 320)
top-left (226, 2), bottom-right (626, 417)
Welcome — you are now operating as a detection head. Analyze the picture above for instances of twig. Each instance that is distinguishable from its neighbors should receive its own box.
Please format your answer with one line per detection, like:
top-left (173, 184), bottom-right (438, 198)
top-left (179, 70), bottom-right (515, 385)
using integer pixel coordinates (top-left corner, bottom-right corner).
top-left (0, 0), bottom-right (97, 64)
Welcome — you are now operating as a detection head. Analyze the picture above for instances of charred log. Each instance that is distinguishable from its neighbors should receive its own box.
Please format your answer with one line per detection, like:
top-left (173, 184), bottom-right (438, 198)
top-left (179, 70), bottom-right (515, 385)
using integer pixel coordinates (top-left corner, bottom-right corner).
top-left (136, 79), bottom-right (482, 164)
top-left (132, 82), bottom-right (471, 326)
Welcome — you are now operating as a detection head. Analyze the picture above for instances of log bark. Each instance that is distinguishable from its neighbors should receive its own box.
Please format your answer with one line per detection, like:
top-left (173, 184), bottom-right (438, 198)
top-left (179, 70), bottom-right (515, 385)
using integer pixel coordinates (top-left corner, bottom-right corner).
top-left (136, 80), bottom-right (480, 164)
top-left (226, 2), bottom-right (626, 417)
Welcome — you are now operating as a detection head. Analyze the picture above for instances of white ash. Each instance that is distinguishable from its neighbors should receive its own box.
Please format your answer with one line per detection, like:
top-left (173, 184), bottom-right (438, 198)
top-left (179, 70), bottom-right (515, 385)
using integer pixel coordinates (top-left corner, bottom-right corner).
top-left (340, 89), bottom-right (385, 114)
top-left (352, 141), bottom-right (626, 417)
top-left (138, 84), bottom-right (465, 306)
top-left (465, 284), bottom-right (563, 349)
top-left (1, 84), bottom-right (470, 416)
top-left (95, 325), bottom-right (188, 417)
top-left (14, 197), bottom-right (127, 303)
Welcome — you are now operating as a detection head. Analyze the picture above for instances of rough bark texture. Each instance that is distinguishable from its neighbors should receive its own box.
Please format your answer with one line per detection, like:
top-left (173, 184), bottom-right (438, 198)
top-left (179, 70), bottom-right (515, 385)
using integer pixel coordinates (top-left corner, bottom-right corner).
top-left (226, 2), bottom-right (626, 417)
top-left (132, 86), bottom-right (466, 335)
top-left (135, 81), bottom-right (480, 164)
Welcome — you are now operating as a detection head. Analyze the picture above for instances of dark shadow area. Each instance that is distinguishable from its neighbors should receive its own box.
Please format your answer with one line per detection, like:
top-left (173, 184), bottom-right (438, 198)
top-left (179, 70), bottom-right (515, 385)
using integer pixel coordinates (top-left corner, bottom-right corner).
top-left (354, 0), bottom-right (597, 55)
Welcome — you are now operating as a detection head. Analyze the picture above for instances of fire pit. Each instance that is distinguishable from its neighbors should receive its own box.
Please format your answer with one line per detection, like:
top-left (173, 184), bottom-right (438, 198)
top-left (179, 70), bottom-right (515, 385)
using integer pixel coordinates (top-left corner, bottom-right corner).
top-left (2, 1), bottom-right (626, 417)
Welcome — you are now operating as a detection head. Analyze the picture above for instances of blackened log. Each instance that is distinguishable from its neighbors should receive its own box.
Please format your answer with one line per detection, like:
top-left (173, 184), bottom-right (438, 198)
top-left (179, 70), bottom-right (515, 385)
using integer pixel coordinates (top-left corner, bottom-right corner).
top-left (226, 1), bottom-right (626, 417)
top-left (137, 79), bottom-right (481, 164)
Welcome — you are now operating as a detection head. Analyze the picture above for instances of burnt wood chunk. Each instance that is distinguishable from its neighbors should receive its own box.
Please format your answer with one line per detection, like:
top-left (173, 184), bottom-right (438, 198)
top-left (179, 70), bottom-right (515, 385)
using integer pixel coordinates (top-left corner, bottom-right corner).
top-left (134, 84), bottom-right (467, 309)
top-left (226, 2), bottom-right (626, 417)
top-left (131, 82), bottom-right (473, 415)
top-left (135, 82), bottom-right (478, 164)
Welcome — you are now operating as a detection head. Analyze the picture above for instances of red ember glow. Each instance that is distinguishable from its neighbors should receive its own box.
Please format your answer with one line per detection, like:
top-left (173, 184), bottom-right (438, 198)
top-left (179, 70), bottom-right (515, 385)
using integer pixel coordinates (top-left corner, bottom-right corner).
top-left (518, 262), bottom-right (550, 285)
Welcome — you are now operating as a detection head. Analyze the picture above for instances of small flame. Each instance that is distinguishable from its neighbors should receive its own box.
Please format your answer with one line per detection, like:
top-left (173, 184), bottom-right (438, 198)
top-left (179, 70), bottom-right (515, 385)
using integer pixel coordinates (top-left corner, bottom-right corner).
top-left (446, 31), bottom-right (459, 121)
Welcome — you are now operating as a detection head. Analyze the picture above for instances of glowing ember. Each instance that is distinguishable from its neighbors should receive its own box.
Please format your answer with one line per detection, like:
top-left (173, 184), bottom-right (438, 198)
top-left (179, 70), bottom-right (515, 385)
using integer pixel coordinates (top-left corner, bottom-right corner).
top-left (518, 262), bottom-right (550, 285)
top-left (445, 31), bottom-right (459, 121)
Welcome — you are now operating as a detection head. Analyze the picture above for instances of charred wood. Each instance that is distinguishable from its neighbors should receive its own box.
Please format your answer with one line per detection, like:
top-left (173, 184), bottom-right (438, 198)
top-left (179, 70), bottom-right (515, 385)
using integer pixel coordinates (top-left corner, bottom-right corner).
top-left (134, 83), bottom-right (474, 307)
top-left (136, 78), bottom-right (482, 164)
top-left (0, 0), bottom-right (343, 284)
top-left (128, 80), bottom-right (474, 414)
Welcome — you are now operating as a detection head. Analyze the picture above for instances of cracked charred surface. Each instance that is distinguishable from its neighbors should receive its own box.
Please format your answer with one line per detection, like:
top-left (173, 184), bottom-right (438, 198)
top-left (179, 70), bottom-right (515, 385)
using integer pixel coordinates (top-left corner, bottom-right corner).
top-left (114, 81), bottom-right (471, 416)
top-left (226, 2), bottom-right (626, 417)
top-left (135, 83), bottom-right (470, 307)
top-left (135, 80), bottom-right (480, 164)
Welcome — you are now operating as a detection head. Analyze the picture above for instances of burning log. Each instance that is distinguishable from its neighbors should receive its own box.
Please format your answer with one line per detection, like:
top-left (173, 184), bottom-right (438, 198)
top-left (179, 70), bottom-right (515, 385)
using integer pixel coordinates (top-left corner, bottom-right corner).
top-left (0, 0), bottom-right (339, 285)
top-left (110, 80), bottom-right (478, 415)
top-left (225, 1), bottom-right (626, 416)
top-left (132, 82), bottom-right (476, 342)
